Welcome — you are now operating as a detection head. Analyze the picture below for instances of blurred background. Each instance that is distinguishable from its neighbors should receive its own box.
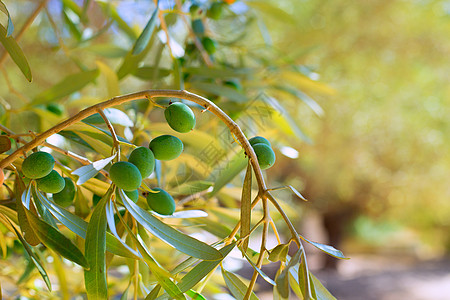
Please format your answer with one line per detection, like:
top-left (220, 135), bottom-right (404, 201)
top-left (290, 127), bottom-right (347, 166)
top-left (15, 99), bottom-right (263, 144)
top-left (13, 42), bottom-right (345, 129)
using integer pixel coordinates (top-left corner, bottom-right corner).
top-left (0, 0), bottom-right (449, 299)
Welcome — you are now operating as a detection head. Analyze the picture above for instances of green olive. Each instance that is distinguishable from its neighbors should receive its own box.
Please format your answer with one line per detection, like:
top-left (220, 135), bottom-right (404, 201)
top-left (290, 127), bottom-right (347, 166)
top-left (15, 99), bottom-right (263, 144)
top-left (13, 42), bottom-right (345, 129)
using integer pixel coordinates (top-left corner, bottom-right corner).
top-left (36, 170), bottom-right (66, 193)
top-left (164, 102), bottom-right (196, 133)
top-left (109, 161), bottom-right (142, 191)
top-left (22, 151), bottom-right (55, 179)
top-left (149, 135), bottom-right (183, 161)
top-left (252, 143), bottom-right (276, 170)
top-left (146, 188), bottom-right (176, 215)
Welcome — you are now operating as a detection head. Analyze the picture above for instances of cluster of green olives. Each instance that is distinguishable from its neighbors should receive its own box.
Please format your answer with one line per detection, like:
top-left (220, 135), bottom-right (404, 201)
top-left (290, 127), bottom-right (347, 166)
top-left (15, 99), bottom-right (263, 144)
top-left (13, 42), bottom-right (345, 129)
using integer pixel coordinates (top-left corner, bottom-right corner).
top-left (248, 136), bottom-right (276, 170)
top-left (21, 151), bottom-right (76, 207)
top-left (109, 102), bottom-right (196, 215)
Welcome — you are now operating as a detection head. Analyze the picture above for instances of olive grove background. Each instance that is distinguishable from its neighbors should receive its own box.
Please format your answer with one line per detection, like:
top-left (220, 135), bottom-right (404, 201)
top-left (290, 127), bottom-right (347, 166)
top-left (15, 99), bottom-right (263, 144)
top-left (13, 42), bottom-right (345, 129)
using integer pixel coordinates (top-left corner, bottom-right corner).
top-left (0, 0), bottom-right (449, 299)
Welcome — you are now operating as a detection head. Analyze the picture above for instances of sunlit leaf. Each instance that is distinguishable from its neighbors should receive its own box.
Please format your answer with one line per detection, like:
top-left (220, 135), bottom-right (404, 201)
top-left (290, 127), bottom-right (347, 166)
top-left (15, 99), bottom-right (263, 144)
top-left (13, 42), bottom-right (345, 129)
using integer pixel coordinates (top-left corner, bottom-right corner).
top-left (222, 269), bottom-right (259, 300)
top-left (310, 272), bottom-right (337, 300)
top-left (209, 150), bottom-right (248, 196)
top-left (117, 34), bottom-right (156, 79)
top-left (268, 243), bottom-right (289, 263)
top-left (72, 154), bottom-right (116, 185)
top-left (96, 60), bottom-right (120, 97)
top-left (146, 284), bottom-right (161, 300)
top-left (32, 69), bottom-right (99, 105)
top-left (18, 185), bottom-right (40, 246)
top-left (300, 236), bottom-right (348, 260)
top-left (132, 2), bottom-right (159, 55)
top-left (36, 191), bottom-right (139, 259)
top-left (178, 243), bottom-right (235, 292)
top-left (276, 249), bottom-right (302, 298)
top-left (133, 66), bottom-right (171, 80)
top-left (119, 190), bottom-right (223, 261)
top-left (113, 199), bottom-right (186, 300)
top-left (275, 85), bottom-right (324, 117)
top-left (25, 206), bottom-right (89, 269)
top-left (185, 290), bottom-right (207, 300)
top-left (84, 188), bottom-right (112, 299)
top-left (240, 160), bottom-right (252, 253)
top-left (0, 24), bottom-right (32, 81)
top-left (243, 251), bottom-right (276, 286)
top-left (6, 217), bottom-right (51, 291)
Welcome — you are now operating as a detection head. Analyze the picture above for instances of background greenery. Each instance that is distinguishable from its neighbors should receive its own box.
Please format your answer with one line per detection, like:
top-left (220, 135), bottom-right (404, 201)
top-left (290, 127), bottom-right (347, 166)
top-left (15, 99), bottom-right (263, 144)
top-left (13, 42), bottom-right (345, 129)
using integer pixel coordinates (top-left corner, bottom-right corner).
top-left (0, 0), bottom-right (449, 299)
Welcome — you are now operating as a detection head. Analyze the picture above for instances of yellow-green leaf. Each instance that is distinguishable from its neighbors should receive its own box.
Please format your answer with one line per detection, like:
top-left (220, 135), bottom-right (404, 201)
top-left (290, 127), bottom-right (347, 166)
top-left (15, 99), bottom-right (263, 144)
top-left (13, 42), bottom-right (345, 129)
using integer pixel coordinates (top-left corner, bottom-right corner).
top-left (84, 188), bottom-right (113, 299)
top-left (240, 160), bottom-right (252, 253)
top-left (0, 24), bottom-right (31, 81)
top-left (132, 2), bottom-right (159, 55)
top-left (119, 190), bottom-right (223, 261)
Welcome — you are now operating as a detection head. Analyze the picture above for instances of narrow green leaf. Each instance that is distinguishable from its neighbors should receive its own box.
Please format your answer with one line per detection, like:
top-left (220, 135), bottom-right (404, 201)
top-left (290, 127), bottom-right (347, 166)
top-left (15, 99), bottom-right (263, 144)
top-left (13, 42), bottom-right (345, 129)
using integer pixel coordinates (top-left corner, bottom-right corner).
top-left (32, 69), bottom-right (99, 105)
top-left (37, 192), bottom-right (139, 259)
top-left (276, 249), bottom-right (302, 298)
top-left (222, 269), bottom-right (259, 300)
top-left (133, 66), bottom-right (171, 79)
top-left (0, 1), bottom-right (14, 36)
top-left (96, 60), bottom-right (120, 97)
top-left (0, 24), bottom-right (31, 81)
top-left (300, 236), bottom-right (348, 260)
top-left (84, 188), bottom-right (112, 299)
top-left (210, 150), bottom-right (248, 196)
top-left (119, 190), bottom-right (223, 261)
top-left (243, 251), bottom-right (276, 286)
top-left (7, 218), bottom-right (52, 291)
top-left (178, 243), bottom-right (235, 292)
top-left (117, 34), bottom-right (156, 79)
top-left (298, 251), bottom-right (310, 300)
top-left (185, 290), bottom-right (207, 300)
top-left (113, 199), bottom-right (186, 300)
top-left (240, 160), bottom-right (252, 253)
top-left (18, 184), bottom-right (40, 246)
top-left (268, 244), bottom-right (289, 263)
top-left (72, 154), bottom-right (116, 185)
top-left (132, 2), bottom-right (159, 55)
top-left (146, 285), bottom-right (161, 300)
top-left (190, 82), bottom-right (247, 103)
top-left (25, 207), bottom-right (89, 269)
top-left (275, 85), bottom-right (324, 117)
top-left (310, 272), bottom-right (337, 300)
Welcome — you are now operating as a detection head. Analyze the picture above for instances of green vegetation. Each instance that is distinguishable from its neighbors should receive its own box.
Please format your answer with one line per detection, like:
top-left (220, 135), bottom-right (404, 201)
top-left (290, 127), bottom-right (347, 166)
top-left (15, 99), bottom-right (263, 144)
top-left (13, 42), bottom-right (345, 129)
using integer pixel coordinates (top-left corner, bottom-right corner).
top-left (249, 136), bottom-right (271, 147)
top-left (164, 102), bottom-right (196, 133)
top-left (252, 143), bottom-right (276, 170)
top-left (207, 2), bottom-right (224, 20)
top-left (124, 189), bottom-right (139, 203)
top-left (109, 162), bottom-right (142, 191)
top-left (201, 37), bottom-right (217, 55)
top-left (36, 170), bottom-right (66, 193)
top-left (21, 151), bottom-right (55, 179)
top-left (149, 135), bottom-right (183, 161)
top-left (146, 188), bottom-right (176, 215)
top-left (52, 177), bottom-right (76, 207)
top-left (128, 146), bottom-right (155, 178)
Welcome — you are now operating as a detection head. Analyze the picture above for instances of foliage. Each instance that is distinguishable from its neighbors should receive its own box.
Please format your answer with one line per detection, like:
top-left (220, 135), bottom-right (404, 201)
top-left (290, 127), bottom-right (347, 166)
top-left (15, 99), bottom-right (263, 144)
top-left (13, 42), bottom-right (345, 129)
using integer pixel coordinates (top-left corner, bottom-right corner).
top-left (0, 0), bottom-right (345, 299)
